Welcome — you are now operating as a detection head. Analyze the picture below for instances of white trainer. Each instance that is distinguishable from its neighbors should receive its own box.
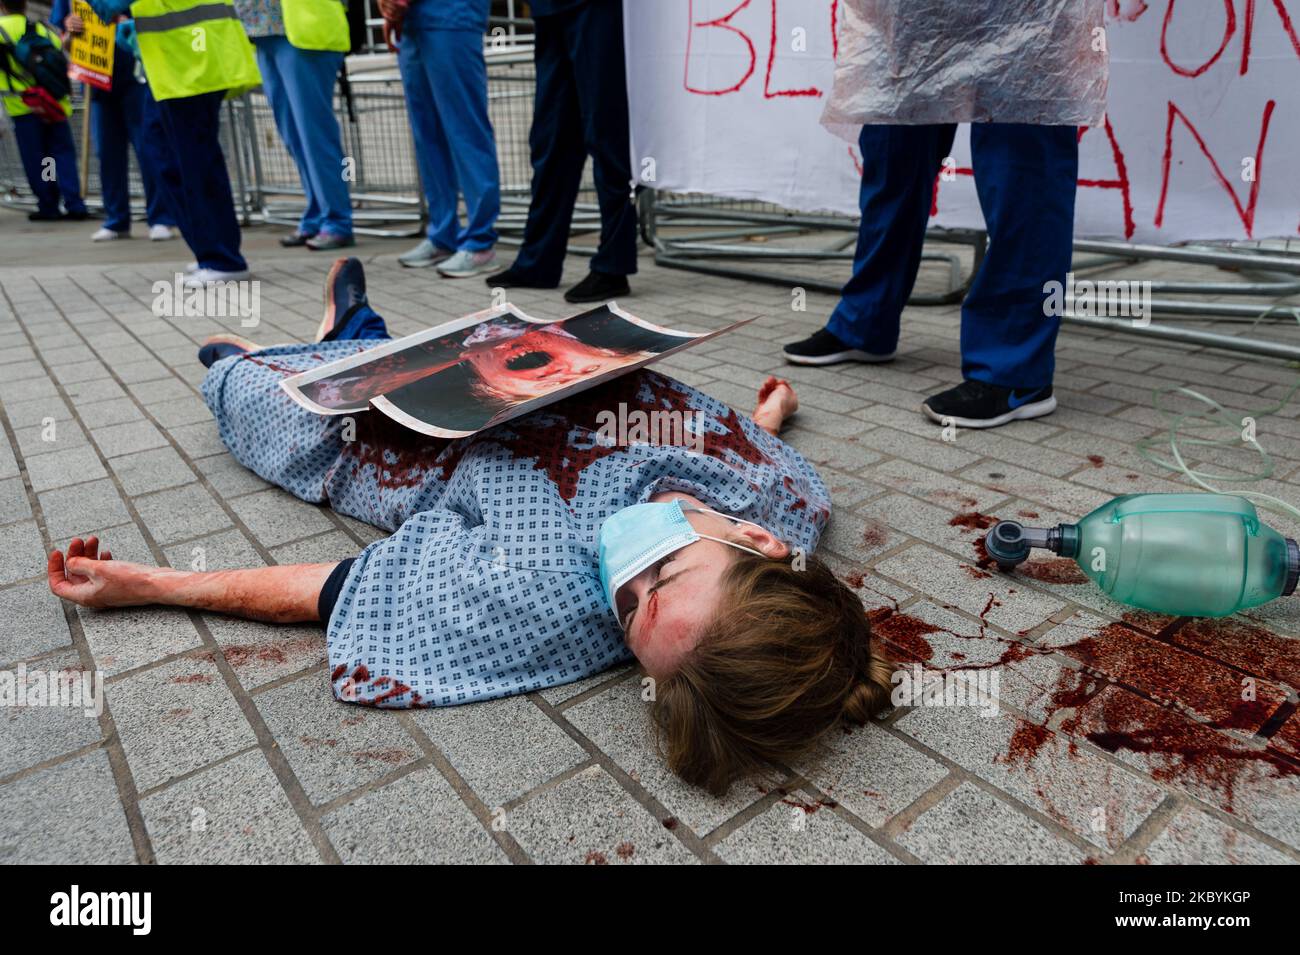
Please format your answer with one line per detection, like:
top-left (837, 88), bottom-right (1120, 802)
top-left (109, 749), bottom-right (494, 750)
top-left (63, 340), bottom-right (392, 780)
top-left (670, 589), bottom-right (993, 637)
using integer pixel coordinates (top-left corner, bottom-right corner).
top-left (149, 224), bottom-right (177, 241)
top-left (91, 227), bottom-right (123, 242)
top-left (398, 238), bottom-right (453, 268)
top-left (436, 248), bottom-right (498, 278)
top-left (183, 268), bottom-right (253, 287)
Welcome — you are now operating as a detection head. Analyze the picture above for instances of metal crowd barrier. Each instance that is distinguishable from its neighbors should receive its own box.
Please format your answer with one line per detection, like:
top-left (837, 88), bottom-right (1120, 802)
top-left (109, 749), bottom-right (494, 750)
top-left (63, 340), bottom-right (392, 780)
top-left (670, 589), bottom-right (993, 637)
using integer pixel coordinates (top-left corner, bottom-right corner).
top-left (643, 190), bottom-right (1300, 361)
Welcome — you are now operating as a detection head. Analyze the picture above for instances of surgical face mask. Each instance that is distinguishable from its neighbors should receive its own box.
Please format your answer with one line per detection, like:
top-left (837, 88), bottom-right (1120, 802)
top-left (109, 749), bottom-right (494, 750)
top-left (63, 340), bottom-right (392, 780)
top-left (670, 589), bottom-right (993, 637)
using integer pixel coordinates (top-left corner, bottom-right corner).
top-left (597, 500), bottom-right (767, 623)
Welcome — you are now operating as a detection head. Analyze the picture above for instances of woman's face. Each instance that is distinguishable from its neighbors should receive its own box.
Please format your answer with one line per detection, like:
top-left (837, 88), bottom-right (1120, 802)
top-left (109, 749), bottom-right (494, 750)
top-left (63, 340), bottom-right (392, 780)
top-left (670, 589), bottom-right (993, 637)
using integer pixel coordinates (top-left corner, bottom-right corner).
top-left (614, 494), bottom-right (790, 679)
top-left (463, 329), bottom-right (638, 401)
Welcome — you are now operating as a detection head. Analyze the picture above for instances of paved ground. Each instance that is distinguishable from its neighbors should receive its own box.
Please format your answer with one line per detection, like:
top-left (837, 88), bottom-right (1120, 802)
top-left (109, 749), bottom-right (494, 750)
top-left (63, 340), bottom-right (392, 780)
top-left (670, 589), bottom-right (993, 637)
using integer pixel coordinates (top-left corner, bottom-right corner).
top-left (2, 214), bottom-right (1299, 865)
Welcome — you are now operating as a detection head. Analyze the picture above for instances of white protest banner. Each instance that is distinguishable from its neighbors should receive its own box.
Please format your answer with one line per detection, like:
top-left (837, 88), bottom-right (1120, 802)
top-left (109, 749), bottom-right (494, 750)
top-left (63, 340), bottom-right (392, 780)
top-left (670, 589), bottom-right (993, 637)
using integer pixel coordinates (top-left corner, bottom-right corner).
top-left (624, 1), bottom-right (1300, 243)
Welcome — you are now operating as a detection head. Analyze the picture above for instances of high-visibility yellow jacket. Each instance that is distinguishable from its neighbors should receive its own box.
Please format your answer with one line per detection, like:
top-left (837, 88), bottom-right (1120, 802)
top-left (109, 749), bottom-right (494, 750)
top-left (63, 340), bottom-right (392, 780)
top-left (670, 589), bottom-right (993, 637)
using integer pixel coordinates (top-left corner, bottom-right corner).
top-left (282, 0), bottom-right (349, 53)
top-left (129, 0), bottom-right (260, 101)
top-left (0, 15), bottom-right (74, 119)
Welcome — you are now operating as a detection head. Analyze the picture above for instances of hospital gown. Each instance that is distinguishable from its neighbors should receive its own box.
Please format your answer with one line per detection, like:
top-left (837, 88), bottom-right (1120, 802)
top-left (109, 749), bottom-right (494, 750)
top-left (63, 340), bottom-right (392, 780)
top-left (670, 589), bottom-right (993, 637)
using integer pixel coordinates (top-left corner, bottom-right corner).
top-left (201, 341), bottom-right (830, 707)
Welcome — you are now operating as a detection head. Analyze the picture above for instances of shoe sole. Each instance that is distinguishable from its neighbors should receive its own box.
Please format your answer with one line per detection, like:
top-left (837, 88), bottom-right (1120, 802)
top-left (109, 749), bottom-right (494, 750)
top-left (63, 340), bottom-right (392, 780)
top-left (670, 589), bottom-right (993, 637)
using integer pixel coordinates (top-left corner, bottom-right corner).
top-left (784, 349), bottom-right (895, 366)
top-left (565, 288), bottom-right (630, 304)
top-left (399, 257), bottom-right (449, 269)
top-left (438, 262), bottom-right (497, 279)
top-left (317, 257), bottom-right (348, 342)
top-left (921, 395), bottom-right (1057, 429)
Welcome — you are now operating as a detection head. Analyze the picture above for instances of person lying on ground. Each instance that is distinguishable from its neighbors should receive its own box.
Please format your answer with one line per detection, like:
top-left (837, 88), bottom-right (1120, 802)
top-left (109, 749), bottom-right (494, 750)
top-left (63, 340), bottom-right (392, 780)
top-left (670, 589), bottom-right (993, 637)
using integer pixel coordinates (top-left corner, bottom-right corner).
top-left (47, 258), bottom-right (893, 795)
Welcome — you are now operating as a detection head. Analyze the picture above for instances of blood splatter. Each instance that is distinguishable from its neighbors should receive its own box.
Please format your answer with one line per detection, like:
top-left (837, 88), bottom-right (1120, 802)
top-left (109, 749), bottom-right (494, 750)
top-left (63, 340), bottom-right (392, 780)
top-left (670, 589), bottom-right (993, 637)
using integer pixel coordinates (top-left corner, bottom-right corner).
top-left (662, 817), bottom-right (679, 830)
top-left (1017, 510), bottom-right (1040, 520)
top-left (1169, 616), bottom-right (1300, 692)
top-left (352, 664), bottom-right (371, 682)
top-left (170, 673), bottom-right (211, 684)
top-left (862, 521), bottom-right (889, 548)
top-left (585, 850), bottom-right (608, 865)
top-left (615, 842), bottom-right (635, 860)
top-left (1086, 454), bottom-right (1105, 467)
top-left (1015, 558), bottom-right (1089, 585)
top-left (949, 511), bottom-right (997, 530)
top-left (352, 747), bottom-right (413, 765)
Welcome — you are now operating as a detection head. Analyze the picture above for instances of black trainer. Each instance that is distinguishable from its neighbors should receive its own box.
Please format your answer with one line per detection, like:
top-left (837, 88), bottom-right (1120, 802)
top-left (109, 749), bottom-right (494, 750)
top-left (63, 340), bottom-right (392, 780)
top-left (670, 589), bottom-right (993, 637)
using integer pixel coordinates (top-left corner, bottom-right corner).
top-left (316, 256), bottom-right (367, 341)
top-left (565, 270), bottom-right (630, 304)
top-left (783, 328), bottom-right (895, 366)
top-left (484, 267), bottom-right (558, 290)
top-left (922, 380), bottom-right (1056, 429)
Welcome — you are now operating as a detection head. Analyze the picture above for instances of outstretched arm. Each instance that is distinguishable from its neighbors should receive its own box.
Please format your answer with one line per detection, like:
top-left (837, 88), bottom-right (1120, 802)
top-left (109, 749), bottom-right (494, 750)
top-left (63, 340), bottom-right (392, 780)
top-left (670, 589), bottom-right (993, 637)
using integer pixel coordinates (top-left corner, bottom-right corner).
top-left (48, 537), bottom-right (336, 624)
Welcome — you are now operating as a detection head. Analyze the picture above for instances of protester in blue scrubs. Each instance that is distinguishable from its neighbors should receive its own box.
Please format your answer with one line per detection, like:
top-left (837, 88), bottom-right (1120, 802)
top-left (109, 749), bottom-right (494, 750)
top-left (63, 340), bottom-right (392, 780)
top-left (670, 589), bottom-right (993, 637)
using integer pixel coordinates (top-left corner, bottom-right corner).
top-left (0, 0), bottom-right (87, 221)
top-left (784, 124), bottom-right (1079, 429)
top-left (380, 0), bottom-right (499, 278)
top-left (486, 0), bottom-right (636, 303)
top-left (50, 0), bottom-right (177, 241)
top-left (784, 3), bottom-right (1106, 431)
top-left (235, 0), bottom-right (354, 251)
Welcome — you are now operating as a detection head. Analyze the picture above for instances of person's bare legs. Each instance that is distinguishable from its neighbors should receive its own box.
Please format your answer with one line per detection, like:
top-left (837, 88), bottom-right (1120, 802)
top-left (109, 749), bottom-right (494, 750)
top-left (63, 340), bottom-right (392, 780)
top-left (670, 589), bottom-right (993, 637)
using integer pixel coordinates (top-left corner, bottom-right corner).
top-left (752, 375), bottom-right (798, 436)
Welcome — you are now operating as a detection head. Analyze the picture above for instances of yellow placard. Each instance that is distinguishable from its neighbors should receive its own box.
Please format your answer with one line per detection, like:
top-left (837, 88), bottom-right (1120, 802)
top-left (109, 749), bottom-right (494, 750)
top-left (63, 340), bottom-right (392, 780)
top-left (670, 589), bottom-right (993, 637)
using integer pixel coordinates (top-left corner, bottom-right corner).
top-left (68, 0), bottom-right (115, 91)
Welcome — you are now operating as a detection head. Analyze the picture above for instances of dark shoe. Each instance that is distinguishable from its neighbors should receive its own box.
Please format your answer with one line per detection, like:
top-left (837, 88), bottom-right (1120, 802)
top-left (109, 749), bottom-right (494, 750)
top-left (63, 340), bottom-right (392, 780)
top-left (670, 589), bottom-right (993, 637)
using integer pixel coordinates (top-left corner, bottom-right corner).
top-left (317, 256), bottom-right (367, 342)
top-left (783, 328), bottom-right (894, 366)
top-left (922, 380), bottom-right (1056, 429)
top-left (64, 209), bottom-right (89, 221)
top-left (564, 270), bottom-right (630, 304)
top-left (198, 334), bottom-right (258, 369)
top-left (484, 266), bottom-right (558, 290)
top-left (280, 231), bottom-right (316, 248)
top-left (306, 232), bottom-right (356, 251)
top-left (28, 210), bottom-right (63, 221)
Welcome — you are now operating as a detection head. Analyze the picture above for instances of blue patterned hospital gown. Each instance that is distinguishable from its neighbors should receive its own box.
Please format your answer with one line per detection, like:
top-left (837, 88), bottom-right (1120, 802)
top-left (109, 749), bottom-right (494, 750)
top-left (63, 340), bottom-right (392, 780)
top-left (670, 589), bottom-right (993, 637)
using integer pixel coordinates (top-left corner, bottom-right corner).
top-left (201, 341), bottom-right (831, 708)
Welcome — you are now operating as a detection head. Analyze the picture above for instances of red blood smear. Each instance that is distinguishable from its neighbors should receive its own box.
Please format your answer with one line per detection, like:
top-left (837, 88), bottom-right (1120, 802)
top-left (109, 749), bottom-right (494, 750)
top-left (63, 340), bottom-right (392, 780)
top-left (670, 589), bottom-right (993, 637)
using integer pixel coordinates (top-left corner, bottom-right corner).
top-left (662, 817), bottom-right (679, 830)
top-left (170, 673), bottom-right (211, 684)
top-left (999, 619), bottom-right (1300, 812)
top-left (1015, 557), bottom-right (1089, 585)
top-left (757, 377), bottom-right (784, 403)
top-left (1055, 622), bottom-right (1287, 731)
top-left (370, 680), bottom-right (413, 705)
top-left (352, 747), bottom-right (412, 765)
top-left (1087, 454), bottom-right (1105, 467)
top-left (207, 636), bottom-right (323, 667)
top-left (963, 565), bottom-right (992, 580)
top-left (615, 842), bottom-right (635, 860)
top-left (493, 372), bottom-right (771, 501)
top-left (870, 606), bottom-right (941, 663)
top-left (949, 511), bottom-right (997, 530)
top-left (352, 664), bottom-right (371, 683)
top-left (331, 663), bottom-right (348, 681)
top-left (1169, 616), bottom-right (1300, 692)
top-left (845, 572), bottom-right (866, 589)
top-left (1271, 714), bottom-right (1300, 759)
top-left (1017, 510), bottom-right (1040, 520)
top-left (783, 475), bottom-right (807, 511)
top-left (585, 850), bottom-right (608, 865)
top-left (971, 537), bottom-right (994, 569)
top-left (642, 590), bottom-right (660, 630)
top-left (862, 521), bottom-right (889, 548)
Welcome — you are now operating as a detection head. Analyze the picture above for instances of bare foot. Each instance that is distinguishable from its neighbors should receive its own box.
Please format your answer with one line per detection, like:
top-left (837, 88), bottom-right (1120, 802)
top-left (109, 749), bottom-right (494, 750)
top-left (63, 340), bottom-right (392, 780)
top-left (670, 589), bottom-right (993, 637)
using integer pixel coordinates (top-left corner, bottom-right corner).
top-left (753, 375), bottom-right (798, 435)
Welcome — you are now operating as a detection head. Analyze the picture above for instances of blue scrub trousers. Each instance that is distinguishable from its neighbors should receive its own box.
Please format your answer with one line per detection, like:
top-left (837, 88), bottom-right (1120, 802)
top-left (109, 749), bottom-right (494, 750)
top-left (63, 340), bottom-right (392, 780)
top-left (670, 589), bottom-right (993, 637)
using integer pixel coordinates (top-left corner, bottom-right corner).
top-left (12, 112), bottom-right (86, 217)
top-left (828, 123), bottom-right (1078, 390)
top-left (397, 17), bottom-right (499, 251)
top-left (510, 0), bottom-right (636, 282)
top-left (93, 49), bottom-right (176, 232)
top-left (255, 35), bottom-right (352, 238)
top-left (153, 90), bottom-right (247, 273)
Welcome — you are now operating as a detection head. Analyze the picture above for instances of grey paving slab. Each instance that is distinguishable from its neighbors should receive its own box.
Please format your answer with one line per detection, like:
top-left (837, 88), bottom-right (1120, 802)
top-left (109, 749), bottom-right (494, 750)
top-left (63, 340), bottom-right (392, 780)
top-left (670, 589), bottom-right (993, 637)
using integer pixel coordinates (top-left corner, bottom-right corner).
top-left (229, 488), bottom-right (335, 547)
top-left (1138, 805), bottom-right (1294, 865)
top-left (0, 650), bottom-right (104, 777)
top-left (132, 483), bottom-right (232, 545)
top-left (0, 476), bottom-right (33, 526)
top-left (254, 673), bottom-right (422, 805)
top-left (78, 605), bottom-right (203, 677)
top-left (0, 519), bottom-right (47, 587)
top-left (323, 766), bottom-right (507, 865)
top-left (0, 749), bottom-right (136, 864)
top-left (24, 444), bottom-right (107, 492)
top-left (507, 764), bottom-right (698, 864)
top-left (409, 696), bottom-right (587, 808)
top-left (109, 445), bottom-right (198, 497)
top-left (0, 581), bottom-right (73, 667)
top-left (109, 654), bottom-right (258, 792)
top-left (793, 723), bottom-right (949, 828)
top-left (202, 615), bottom-right (327, 689)
top-left (896, 781), bottom-right (1087, 864)
top-left (140, 749), bottom-right (319, 864)
top-left (38, 478), bottom-right (132, 542)
top-left (563, 675), bottom-right (778, 834)
top-left (91, 419), bottom-right (169, 458)
top-left (715, 797), bottom-right (900, 865)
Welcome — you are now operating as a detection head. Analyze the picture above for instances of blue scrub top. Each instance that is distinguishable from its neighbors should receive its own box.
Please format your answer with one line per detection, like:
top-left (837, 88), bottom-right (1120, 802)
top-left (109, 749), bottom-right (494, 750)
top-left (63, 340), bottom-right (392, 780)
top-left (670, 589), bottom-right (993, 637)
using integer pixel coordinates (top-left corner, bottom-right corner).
top-left (528, 0), bottom-right (590, 17)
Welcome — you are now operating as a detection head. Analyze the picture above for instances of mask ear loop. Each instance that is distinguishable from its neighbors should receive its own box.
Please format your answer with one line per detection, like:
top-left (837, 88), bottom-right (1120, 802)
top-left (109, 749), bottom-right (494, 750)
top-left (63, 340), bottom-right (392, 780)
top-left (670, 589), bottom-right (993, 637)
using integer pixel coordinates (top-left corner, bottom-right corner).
top-left (682, 505), bottom-right (773, 559)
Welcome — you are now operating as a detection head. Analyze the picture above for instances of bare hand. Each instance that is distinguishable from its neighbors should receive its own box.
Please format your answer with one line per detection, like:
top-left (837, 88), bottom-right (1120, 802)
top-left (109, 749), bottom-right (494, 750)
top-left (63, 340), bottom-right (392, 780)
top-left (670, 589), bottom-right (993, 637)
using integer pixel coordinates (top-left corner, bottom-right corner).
top-left (47, 537), bottom-right (152, 610)
top-left (65, 13), bottom-right (85, 34)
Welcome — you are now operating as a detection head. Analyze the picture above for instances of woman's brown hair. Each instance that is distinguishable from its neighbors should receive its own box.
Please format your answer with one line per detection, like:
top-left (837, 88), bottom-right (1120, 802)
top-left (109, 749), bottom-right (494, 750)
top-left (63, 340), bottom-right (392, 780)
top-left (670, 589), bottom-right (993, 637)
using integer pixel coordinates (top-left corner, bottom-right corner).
top-left (650, 553), bottom-right (894, 796)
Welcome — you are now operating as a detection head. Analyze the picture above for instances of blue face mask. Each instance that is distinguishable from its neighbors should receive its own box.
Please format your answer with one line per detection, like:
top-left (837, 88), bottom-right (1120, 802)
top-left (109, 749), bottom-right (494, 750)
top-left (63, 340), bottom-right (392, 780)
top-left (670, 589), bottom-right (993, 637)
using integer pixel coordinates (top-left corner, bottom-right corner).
top-left (597, 500), bottom-right (767, 624)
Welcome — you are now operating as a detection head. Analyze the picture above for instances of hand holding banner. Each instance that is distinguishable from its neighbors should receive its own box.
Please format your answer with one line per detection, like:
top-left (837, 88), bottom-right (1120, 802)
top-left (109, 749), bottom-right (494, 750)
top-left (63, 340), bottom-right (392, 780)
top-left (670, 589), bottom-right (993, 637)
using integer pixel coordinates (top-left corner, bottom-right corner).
top-left (68, 0), bottom-right (114, 92)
